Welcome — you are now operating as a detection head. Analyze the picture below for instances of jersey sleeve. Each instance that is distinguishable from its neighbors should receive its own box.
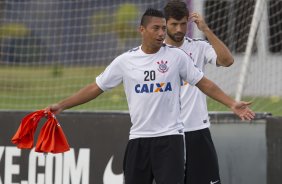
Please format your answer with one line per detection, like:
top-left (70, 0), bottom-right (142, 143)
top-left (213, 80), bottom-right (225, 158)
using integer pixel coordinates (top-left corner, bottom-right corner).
top-left (203, 41), bottom-right (217, 66)
top-left (178, 50), bottom-right (204, 86)
top-left (96, 57), bottom-right (123, 91)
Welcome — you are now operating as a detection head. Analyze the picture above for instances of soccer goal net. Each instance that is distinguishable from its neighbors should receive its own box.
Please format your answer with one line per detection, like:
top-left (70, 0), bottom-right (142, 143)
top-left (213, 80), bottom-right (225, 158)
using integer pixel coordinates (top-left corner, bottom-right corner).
top-left (0, 0), bottom-right (281, 115)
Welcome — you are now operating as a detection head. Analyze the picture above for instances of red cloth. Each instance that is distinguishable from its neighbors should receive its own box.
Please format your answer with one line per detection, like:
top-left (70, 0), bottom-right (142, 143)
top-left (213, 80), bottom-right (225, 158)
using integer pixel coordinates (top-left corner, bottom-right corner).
top-left (35, 114), bottom-right (70, 153)
top-left (11, 110), bottom-right (70, 153)
top-left (11, 110), bottom-right (47, 149)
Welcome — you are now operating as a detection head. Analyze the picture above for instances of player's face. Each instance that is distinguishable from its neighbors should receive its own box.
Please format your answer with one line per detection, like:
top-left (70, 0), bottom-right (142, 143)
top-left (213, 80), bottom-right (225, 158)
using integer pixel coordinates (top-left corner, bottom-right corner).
top-left (166, 17), bottom-right (188, 43)
top-left (140, 17), bottom-right (166, 53)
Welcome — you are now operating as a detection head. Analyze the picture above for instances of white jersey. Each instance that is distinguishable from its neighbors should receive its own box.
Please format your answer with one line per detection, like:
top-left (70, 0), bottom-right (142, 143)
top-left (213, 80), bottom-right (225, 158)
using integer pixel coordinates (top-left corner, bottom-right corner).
top-left (178, 37), bottom-right (217, 132)
top-left (96, 44), bottom-right (203, 139)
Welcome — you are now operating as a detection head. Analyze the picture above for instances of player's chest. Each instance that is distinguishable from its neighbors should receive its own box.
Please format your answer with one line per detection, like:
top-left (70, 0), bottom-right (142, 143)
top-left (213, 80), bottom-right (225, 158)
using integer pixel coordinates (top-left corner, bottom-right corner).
top-left (123, 59), bottom-right (178, 82)
top-left (122, 60), bottom-right (179, 93)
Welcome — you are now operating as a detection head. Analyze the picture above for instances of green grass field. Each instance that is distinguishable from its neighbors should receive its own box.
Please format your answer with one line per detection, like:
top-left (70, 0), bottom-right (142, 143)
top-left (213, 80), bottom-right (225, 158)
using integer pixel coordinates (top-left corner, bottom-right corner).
top-left (0, 65), bottom-right (281, 116)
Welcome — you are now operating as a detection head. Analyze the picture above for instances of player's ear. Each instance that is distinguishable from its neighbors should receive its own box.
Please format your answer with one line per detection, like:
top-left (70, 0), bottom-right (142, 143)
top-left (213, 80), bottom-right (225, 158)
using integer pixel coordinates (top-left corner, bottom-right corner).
top-left (139, 25), bottom-right (145, 34)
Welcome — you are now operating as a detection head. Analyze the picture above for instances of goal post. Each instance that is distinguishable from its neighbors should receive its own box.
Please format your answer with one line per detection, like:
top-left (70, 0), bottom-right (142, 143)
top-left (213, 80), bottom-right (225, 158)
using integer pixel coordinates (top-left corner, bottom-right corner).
top-left (201, 0), bottom-right (282, 115)
top-left (235, 0), bottom-right (267, 101)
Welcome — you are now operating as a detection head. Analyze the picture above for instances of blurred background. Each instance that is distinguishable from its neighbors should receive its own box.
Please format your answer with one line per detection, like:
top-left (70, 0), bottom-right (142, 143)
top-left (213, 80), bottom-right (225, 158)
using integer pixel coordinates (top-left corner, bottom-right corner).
top-left (0, 0), bottom-right (281, 115)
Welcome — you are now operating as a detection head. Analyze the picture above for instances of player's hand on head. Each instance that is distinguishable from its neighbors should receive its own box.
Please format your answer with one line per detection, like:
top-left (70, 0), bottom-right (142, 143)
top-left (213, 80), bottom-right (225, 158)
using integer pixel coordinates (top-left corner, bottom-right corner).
top-left (189, 12), bottom-right (209, 32)
top-left (231, 101), bottom-right (255, 121)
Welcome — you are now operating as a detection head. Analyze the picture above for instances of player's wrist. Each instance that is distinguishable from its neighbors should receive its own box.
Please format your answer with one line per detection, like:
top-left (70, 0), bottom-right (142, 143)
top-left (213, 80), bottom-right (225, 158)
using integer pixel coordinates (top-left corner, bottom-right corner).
top-left (228, 100), bottom-right (237, 110)
top-left (202, 26), bottom-right (211, 34)
top-left (55, 102), bottom-right (66, 112)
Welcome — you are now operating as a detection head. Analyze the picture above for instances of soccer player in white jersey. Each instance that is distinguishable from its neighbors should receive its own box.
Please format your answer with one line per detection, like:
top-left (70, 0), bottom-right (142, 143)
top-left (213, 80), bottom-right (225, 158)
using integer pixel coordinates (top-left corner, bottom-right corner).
top-left (47, 8), bottom-right (254, 184)
top-left (164, 1), bottom-right (234, 184)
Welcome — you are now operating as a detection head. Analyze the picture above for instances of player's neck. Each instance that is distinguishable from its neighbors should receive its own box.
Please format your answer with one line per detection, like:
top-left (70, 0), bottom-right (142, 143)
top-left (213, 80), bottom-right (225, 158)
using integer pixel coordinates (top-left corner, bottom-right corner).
top-left (165, 37), bottom-right (183, 48)
top-left (141, 45), bottom-right (160, 54)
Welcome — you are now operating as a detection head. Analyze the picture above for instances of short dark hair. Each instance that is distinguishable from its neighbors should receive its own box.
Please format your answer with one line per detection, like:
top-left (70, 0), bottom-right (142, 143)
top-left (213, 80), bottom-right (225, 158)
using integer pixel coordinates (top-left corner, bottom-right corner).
top-left (164, 0), bottom-right (189, 21)
top-left (140, 8), bottom-right (164, 26)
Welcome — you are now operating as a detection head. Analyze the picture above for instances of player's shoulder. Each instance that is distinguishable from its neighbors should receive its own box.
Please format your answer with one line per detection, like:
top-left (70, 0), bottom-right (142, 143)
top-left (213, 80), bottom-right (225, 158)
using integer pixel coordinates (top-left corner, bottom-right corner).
top-left (163, 43), bottom-right (176, 49)
top-left (163, 43), bottom-right (186, 54)
top-left (184, 37), bottom-right (210, 46)
top-left (111, 47), bottom-right (139, 64)
top-left (117, 46), bottom-right (140, 59)
top-left (162, 43), bottom-right (191, 63)
top-left (127, 46), bottom-right (140, 53)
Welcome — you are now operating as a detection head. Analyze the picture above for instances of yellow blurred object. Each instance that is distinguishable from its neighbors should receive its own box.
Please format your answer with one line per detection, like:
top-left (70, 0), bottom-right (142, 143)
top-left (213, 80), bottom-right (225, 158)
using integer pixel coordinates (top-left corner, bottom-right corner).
top-left (270, 96), bottom-right (281, 103)
top-left (116, 3), bottom-right (138, 23)
top-left (0, 23), bottom-right (30, 39)
top-left (111, 94), bottom-right (122, 103)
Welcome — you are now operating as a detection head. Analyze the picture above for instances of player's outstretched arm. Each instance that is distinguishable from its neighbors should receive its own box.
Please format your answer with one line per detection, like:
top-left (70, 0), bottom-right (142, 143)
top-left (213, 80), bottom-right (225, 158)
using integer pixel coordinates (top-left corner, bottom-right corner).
top-left (196, 76), bottom-right (255, 120)
top-left (46, 82), bottom-right (103, 114)
top-left (190, 12), bottom-right (234, 67)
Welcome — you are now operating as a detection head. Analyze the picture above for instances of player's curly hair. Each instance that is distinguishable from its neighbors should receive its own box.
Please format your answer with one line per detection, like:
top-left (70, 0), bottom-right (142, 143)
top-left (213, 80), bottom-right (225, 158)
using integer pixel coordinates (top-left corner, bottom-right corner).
top-left (140, 8), bottom-right (164, 26)
top-left (164, 0), bottom-right (189, 21)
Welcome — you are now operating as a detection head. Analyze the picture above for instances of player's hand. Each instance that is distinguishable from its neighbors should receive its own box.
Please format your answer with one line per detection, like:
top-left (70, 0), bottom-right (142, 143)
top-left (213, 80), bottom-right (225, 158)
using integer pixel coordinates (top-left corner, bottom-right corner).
top-left (45, 103), bottom-right (63, 115)
top-left (189, 12), bottom-right (209, 32)
top-left (231, 101), bottom-right (255, 121)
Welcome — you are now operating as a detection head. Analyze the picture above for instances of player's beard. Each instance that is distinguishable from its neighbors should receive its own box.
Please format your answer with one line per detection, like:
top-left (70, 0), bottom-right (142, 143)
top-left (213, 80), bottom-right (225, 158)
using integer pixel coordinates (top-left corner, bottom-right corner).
top-left (167, 30), bottom-right (185, 43)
